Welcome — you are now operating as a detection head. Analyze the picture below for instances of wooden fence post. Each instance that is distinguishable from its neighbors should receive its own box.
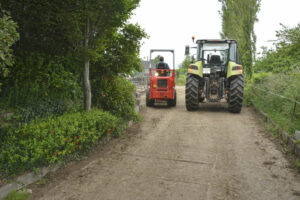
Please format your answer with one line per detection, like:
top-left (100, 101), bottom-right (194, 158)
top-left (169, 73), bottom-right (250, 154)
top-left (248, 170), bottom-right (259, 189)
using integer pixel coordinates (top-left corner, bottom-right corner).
top-left (292, 97), bottom-right (298, 122)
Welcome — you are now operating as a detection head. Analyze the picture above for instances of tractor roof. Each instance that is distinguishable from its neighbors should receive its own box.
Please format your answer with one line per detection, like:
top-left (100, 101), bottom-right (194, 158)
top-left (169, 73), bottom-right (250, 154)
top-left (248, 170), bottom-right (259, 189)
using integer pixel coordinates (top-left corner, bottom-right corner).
top-left (196, 39), bottom-right (237, 44)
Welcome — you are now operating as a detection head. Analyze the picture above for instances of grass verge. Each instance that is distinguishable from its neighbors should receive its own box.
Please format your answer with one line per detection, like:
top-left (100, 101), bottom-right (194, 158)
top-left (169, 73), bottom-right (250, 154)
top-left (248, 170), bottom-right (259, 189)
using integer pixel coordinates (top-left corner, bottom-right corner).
top-left (1, 190), bottom-right (29, 200)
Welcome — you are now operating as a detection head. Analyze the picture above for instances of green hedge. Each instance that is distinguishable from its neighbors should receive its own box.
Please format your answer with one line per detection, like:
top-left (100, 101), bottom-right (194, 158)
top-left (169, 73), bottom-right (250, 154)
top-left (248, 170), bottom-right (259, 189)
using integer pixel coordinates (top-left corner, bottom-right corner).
top-left (0, 109), bottom-right (124, 178)
top-left (245, 71), bottom-right (300, 133)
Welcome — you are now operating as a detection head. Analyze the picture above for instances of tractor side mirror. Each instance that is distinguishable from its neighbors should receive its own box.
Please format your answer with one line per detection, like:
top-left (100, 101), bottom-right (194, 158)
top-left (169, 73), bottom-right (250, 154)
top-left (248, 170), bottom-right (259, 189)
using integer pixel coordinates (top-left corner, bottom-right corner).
top-left (185, 45), bottom-right (190, 55)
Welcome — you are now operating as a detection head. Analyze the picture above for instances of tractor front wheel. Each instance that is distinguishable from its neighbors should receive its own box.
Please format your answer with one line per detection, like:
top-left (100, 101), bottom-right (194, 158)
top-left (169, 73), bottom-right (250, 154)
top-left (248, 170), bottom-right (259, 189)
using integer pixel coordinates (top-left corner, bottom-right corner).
top-left (185, 74), bottom-right (199, 111)
top-left (228, 75), bottom-right (244, 113)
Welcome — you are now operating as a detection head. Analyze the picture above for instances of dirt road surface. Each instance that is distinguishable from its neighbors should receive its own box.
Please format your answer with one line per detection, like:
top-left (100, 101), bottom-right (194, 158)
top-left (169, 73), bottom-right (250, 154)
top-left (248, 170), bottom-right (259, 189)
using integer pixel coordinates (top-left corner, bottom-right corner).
top-left (30, 86), bottom-right (300, 200)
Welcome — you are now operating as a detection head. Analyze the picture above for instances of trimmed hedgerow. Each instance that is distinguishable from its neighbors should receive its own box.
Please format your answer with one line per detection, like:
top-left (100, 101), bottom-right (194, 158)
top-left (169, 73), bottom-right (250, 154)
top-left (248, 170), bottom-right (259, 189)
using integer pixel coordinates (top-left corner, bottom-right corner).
top-left (0, 109), bottom-right (123, 178)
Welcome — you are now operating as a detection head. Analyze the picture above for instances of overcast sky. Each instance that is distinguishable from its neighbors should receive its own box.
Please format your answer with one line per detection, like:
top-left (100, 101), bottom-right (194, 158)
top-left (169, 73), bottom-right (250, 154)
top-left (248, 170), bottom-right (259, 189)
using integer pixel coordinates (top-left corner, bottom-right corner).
top-left (129, 0), bottom-right (300, 68)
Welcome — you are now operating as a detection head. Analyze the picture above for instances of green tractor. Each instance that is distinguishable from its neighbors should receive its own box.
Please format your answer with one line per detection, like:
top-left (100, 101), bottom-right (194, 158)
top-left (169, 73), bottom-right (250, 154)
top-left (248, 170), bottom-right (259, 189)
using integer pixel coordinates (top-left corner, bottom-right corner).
top-left (185, 39), bottom-right (244, 113)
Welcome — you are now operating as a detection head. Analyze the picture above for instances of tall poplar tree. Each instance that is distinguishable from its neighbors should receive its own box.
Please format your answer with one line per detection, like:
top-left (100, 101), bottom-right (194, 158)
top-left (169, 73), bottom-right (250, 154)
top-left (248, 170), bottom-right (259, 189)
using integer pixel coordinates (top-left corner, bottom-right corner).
top-left (219, 0), bottom-right (261, 78)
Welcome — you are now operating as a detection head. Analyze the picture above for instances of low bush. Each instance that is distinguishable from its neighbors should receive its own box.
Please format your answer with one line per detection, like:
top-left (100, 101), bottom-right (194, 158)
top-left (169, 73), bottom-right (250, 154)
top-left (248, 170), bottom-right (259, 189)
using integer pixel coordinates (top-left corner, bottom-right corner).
top-left (0, 109), bottom-right (123, 178)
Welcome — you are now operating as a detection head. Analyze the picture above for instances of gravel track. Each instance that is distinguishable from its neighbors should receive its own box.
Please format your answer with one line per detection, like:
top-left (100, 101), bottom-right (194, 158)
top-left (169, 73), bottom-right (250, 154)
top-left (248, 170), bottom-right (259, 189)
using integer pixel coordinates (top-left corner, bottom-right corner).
top-left (30, 86), bottom-right (300, 200)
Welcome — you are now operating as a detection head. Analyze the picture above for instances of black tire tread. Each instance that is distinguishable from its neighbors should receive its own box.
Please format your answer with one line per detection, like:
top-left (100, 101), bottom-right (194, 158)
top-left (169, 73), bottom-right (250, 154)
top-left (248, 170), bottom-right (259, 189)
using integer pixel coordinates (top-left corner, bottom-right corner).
top-left (146, 89), bottom-right (154, 107)
top-left (185, 74), bottom-right (199, 111)
top-left (167, 90), bottom-right (177, 107)
top-left (228, 75), bottom-right (244, 113)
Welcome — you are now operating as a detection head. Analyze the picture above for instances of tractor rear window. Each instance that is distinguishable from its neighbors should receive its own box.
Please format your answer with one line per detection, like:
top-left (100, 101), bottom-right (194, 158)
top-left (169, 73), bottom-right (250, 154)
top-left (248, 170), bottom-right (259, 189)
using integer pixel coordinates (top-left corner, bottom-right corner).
top-left (202, 43), bottom-right (229, 51)
top-left (199, 43), bottom-right (230, 65)
top-left (203, 50), bottom-right (228, 65)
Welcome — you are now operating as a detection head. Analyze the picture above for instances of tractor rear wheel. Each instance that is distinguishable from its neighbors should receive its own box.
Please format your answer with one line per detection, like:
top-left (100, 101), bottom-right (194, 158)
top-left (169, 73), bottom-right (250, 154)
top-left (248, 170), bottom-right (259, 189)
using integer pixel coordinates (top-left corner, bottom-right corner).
top-left (167, 90), bottom-right (177, 107)
top-left (146, 89), bottom-right (154, 107)
top-left (185, 74), bottom-right (199, 111)
top-left (228, 75), bottom-right (244, 113)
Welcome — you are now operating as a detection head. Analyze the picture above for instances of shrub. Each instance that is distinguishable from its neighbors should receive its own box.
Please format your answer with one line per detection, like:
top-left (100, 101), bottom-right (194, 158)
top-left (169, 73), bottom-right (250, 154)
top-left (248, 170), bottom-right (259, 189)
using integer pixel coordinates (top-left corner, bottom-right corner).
top-left (0, 109), bottom-right (122, 178)
top-left (92, 76), bottom-right (138, 121)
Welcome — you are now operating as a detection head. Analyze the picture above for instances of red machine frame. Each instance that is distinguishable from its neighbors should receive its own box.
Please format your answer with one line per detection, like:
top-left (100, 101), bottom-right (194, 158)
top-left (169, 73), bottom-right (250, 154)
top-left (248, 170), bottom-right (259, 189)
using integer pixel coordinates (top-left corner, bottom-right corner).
top-left (149, 68), bottom-right (175, 101)
top-left (146, 49), bottom-right (176, 106)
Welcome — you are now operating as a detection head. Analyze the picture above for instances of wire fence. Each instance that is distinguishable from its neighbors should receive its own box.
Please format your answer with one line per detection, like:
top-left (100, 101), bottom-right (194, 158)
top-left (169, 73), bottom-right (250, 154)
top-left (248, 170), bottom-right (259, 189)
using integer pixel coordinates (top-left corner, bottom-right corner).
top-left (252, 86), bottom-right (300, 105)
top-left (250, 84), bottom-right (299, 123)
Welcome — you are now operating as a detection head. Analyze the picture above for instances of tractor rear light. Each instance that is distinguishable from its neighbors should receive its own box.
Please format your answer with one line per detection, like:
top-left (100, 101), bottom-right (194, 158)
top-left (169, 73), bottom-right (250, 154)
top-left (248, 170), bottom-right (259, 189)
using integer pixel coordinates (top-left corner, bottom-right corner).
top-left (189, 65), bottom-right (198, 70)
top-left (153, 84), bottom-right (157, 88)
top-left (232, 66), bottom-right (242, 71)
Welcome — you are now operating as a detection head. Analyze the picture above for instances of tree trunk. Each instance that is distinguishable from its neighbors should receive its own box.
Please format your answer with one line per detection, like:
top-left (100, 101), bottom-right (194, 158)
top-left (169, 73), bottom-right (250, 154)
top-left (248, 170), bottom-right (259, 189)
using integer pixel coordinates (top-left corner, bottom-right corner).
top-left (83, 56), bottom-right (91, 111)
top-left (83, 18), bottom-right (91, 111)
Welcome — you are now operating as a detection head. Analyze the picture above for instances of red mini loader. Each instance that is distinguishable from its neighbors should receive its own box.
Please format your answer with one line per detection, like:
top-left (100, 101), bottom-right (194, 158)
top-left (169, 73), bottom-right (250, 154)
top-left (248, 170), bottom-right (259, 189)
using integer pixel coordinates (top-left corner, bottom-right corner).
top-left (146, 49), bottom-right (176, 107)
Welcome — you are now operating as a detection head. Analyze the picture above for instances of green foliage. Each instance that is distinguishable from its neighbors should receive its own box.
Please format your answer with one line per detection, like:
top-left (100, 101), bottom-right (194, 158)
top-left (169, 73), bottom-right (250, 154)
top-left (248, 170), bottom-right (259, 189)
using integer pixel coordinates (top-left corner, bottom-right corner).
top-left (3, 190), bottom-right (29, 200)
top-left (90, 23), bottom-right (146, 120)
top-left (175, 73), bottom-right (186, 86)
top-left (251, 72), bottom-right (272, 84)
top-left (93, 23), bottom-right (148, 75)
top-left (0, 2), bottom-right (144, 181)
top-left (178, 55), bottom-right (192, 72)
top-left (219, 0), bottom-right (261, 78)
top-left (245, 70), bottom-right (300, 133)
top-left (296, 160), bottom-right (300, 171)
top-left (153, 55), bottom-right (162, 64)
top-left (73, 0), bottom-right (141, 111)
top-left (175, 55), bottom-right (191, 85)
top-left (0, 8), bottom-right (19, 90)
top-left (8, 99), bottom-right (71, 126)
top-left (0, 109), bottom-right (122, 178)
top-left (245, 24), bottom-right (300, 157)
top-left (1, 53), bottom-right (82, 105)
top-left (0, 53), bottom-right (82, 124)
top-left (254, 24), bottom-right (300, 73)
top-left (92, 76), bottom-right (138, 122)
top-left (0, 8), bottom-right (19, 69)
top-left (0, 0), bottom-right (144, 111)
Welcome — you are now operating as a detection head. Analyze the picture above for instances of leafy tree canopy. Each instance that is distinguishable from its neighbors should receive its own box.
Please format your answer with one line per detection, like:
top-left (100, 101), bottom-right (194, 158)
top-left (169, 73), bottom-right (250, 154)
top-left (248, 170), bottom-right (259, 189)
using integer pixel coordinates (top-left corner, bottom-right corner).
top-left (254, 23), bottom-right (300, 73)
top-left (0, 8), bottom-right (19, 87)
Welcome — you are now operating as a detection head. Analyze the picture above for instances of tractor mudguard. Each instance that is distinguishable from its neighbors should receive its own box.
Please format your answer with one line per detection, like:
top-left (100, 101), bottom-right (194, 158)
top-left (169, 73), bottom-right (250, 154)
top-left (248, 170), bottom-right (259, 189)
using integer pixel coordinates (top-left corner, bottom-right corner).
top-left (187, 61), bottom-right (203, 78)
top-left (227, 61), bottom-right (243, 78)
